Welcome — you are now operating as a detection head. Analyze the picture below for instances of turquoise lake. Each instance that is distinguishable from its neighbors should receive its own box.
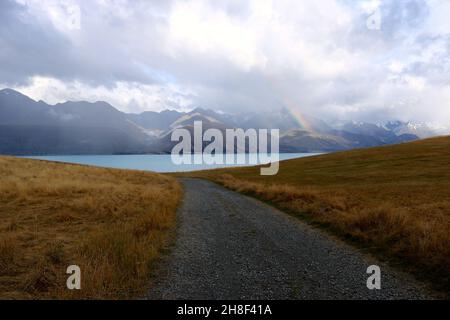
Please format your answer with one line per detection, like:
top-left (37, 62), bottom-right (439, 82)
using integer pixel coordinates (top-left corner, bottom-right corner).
top-left (23, 153), bottom-right (321, 173)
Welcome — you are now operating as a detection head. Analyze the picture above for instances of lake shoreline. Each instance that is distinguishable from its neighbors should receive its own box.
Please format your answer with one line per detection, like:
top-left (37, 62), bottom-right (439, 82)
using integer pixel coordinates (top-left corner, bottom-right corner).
top-left (19, 153), bottom-right (322, 173)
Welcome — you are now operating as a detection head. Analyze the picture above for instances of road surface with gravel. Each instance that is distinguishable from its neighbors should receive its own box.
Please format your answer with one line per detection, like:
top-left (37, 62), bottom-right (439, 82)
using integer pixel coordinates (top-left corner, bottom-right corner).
top-left (147, 178), bottom-right (434, 300)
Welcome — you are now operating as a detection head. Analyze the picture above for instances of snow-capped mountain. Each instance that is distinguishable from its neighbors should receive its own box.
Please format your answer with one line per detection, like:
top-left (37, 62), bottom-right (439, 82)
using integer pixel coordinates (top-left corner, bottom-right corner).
top-left (384, 121), bottom-right (450, 139)
top-left (1, 88), bottom-right (447, 155)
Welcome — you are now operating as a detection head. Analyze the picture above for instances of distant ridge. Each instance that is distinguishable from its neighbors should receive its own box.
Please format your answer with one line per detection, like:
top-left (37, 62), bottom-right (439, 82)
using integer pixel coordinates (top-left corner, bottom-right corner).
top-left (1, 88), bottom-right (445, 155)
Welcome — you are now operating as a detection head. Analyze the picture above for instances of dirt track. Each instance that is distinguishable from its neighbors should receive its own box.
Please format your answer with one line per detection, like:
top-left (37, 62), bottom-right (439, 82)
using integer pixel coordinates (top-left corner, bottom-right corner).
top-left (147, 178), bottom-right (434, 300)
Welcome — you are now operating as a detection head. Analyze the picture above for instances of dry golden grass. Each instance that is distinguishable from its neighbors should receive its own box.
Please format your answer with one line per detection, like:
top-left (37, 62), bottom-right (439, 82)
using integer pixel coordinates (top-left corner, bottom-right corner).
top-left (0, 156), bottom-right (181, 299)
top-left (184, 136), bottom-right (450, 292)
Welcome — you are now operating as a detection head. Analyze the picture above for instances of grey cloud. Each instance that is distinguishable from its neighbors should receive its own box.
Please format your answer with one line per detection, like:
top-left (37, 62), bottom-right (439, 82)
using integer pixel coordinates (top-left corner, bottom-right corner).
top-left (380, 0), bottom-right (430, 33)
top-left (0, 0), bottom-right (449, 125)
top-left (0, 0), bottom-right (73, 85)
top-left (0, 0), bottom-right (160, 86)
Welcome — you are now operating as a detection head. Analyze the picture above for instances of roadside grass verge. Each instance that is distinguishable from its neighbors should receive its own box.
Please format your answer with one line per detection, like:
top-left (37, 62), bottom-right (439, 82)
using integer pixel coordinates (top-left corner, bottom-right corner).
top-left (0, 156), bottom-right (181, 299)
top-left (182, 136), bottom-right (450, 293)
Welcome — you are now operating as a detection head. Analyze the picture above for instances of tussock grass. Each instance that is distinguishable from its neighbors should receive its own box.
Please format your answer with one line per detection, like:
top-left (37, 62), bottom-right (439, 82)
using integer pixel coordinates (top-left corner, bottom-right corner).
top-left (185, 136), bottom-right (450, 292)
top-left (0, 157), bottom-right (181, 299)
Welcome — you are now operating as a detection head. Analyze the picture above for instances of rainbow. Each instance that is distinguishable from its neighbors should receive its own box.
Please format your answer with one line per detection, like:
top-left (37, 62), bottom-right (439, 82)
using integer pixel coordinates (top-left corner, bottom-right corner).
top-left (280, 96), bottom-right (315, 133)
top-left (265, 75), bottom-right (316, 133)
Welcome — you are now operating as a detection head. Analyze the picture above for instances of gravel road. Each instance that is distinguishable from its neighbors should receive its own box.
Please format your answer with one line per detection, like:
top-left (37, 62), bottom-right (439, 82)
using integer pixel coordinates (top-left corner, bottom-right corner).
top-left (147, 178), bottom-right (434, 300)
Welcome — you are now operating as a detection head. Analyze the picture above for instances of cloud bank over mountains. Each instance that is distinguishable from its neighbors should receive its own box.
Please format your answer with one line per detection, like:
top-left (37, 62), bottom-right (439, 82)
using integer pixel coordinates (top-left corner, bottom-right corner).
top-left (1, 0), bottom-right (450, 125)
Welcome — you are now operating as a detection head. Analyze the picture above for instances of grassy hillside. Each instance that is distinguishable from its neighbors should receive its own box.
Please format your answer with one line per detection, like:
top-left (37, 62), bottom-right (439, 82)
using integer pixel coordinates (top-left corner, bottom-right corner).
top-left (0, 157), bottom-right (181, 299)
top-left (185, 136), bottom-right (450, 292)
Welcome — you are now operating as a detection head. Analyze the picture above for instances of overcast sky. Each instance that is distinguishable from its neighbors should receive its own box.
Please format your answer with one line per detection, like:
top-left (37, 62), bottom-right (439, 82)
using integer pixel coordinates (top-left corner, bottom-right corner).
top-left (1, 0), bottom-right (449, 125)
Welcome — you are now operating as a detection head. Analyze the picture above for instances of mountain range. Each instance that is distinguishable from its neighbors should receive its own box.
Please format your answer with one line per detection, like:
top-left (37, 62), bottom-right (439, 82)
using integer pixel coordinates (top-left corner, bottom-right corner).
top-left (0, 88), bottom-right (447, 155)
